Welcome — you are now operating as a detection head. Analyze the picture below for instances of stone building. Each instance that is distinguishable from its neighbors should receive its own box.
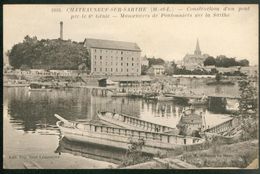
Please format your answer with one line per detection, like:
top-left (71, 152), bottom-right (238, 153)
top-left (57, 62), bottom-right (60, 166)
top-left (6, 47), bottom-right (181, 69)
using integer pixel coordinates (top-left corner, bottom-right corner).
top-left (182, 39), bottom-right (209, 70)
top-left (147, 65), bottom-right (165, 76)
top-left (83, 38), bottom-right (141, 76)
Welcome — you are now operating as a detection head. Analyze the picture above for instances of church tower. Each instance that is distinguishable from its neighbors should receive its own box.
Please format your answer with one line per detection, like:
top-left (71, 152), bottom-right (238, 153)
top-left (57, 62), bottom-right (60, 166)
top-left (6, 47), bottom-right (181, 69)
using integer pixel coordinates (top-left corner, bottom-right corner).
top-left (194, 39), bottom-right (201, 55)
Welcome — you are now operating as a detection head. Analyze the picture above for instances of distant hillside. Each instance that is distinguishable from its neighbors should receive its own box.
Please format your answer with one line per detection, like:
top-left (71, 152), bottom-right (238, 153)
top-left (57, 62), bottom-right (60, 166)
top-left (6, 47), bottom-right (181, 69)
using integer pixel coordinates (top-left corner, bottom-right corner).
top-left (9, 35), bottom-right (90, 70)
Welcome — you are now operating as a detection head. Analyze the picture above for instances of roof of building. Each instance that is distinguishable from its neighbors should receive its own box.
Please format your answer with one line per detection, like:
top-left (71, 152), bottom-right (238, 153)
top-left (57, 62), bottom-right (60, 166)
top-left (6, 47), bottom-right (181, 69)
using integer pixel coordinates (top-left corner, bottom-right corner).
top-left (152, 65), bottom-right (165, 69)
top-left (83, 38), bottom-right (141, 51)
top-left (194, 39), bottom-right (201, 55)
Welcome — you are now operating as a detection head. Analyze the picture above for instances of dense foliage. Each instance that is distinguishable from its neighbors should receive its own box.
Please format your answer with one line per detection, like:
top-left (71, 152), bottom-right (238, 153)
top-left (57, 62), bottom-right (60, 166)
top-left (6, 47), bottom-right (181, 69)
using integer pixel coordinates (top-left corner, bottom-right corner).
top-left (9, 36), bottom-right (90, 70)
top-left (238, 77), bottom-right (257, 117)
top-left (204, 55), bottom-right (249, 67)
top-left (147, 57), bottom-right (165, 67)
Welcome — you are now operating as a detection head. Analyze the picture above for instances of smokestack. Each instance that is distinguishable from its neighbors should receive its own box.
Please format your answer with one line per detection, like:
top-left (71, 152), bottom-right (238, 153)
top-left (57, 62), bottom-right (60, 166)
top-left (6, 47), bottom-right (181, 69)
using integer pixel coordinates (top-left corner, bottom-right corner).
top-left (60, 21), bottom-right (63, 40)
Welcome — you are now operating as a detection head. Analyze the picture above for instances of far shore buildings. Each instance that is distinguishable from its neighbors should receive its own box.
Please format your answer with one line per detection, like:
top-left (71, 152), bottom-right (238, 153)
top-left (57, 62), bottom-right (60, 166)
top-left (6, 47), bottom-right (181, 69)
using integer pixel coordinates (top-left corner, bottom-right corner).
top-left (182, 39), bottom-right (209, 70)
top-left (147, 65), bottom-right (165, 76)
top-left (83, 38), bottom-right (142, 76)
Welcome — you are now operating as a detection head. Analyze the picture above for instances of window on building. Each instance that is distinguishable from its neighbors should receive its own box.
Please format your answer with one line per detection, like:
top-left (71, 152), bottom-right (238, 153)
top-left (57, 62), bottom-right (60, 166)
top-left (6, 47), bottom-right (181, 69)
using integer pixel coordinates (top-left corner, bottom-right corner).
top-left (116, 68), bottom-right (118, 72)
top-left (100, 56), bottom-right (102, 60)
top-left (121, 57), bottom-right (123, 60)
top-left (105, 68), bottom-right (107, 72)
top-left (121, 63), bottom-right (123, 66)
top-left (121, 51), bottom-right (123, 54)
top-left (95, 61), bottom-right (96, 65)
top-left (132, 57), bottom-right (134, 61)
top-left (111, 68), bottom-right (113, 72)
top-left (127, 69), bottom-right (128, 72)
top-left (121, 68), bottom-right (123, 72)
top-left (132, 63), bottom-right (134, 66)
top-left (127, 63), bottom-right (128, 66)
top-left (94, 49), bottom-right (96, 53)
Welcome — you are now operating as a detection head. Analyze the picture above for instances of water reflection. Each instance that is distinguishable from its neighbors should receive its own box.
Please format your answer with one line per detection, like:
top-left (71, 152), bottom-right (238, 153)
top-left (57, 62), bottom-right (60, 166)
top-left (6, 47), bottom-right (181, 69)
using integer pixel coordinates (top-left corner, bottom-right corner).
top-left (55, 137), bottom-right (153, 165)
top-left (5, 87), bottom-right (232, 132)
top-left (4, 87), bottom-right (234, 168)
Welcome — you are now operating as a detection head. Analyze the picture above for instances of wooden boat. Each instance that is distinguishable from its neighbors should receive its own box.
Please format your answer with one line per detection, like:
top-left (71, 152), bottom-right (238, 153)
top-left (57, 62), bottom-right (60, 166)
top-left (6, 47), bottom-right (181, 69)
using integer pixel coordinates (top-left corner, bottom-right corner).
top-left (188, 99), bottom-right (208, 105)
top-left (111, 92), bottom-right (128, 97)
top-left (4, 83), bottom-right (29, 87)
top-left (97, 111), bottom-right (178, 133)
top-left (28, 82), bottom-right (52, 92)
top-left (158, 95), bottom-right (174, 101)
top-left (54, 114), bottom-right (205, 154)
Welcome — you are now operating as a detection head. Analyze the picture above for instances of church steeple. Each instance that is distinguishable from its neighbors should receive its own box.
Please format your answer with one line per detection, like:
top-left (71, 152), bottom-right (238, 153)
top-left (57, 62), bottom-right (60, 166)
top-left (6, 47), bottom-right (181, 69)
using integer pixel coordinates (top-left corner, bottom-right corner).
top-left (194, 39), bottom-right (201, 55)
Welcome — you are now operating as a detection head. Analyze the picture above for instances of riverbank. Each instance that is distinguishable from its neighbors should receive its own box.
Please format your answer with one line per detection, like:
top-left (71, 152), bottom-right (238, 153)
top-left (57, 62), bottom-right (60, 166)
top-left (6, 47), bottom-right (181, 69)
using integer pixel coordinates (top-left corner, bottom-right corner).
top-left (121, 139), bottom-right (258, 169)
top-left (177, 139), bottom-right (258, 168)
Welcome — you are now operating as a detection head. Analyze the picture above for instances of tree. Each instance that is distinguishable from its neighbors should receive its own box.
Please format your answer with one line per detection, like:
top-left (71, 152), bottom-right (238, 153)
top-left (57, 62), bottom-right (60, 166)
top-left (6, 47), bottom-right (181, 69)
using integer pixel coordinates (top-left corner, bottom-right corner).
top-left (141, 65), bottom-right (149, 75)
top-left (238, 77), bottom-right (257, 118)
top-left (210, 68), bottom-right (218, 74)
top-left (164, 60), bottom-right (177, 75)
top-left (214, 55), bottom-right (249, 67)
top-left (239, 59), bottom-right (249, 67)
top-left (238, 77), bottom-right (258, 140)
top-left (204, 56), bottom-right (216, 66)
top-left (9, 36), bottom-right (90, 70)
top-left (147, 57), bottom-right (165, 67)
top-left (215, 73), bottom-right (222, 82)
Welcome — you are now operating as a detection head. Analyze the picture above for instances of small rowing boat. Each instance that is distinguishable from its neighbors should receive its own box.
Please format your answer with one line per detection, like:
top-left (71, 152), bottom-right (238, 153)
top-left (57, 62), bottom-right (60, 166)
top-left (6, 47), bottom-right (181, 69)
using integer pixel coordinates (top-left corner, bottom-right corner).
top-left (54, 114), bottom-right (205, 154)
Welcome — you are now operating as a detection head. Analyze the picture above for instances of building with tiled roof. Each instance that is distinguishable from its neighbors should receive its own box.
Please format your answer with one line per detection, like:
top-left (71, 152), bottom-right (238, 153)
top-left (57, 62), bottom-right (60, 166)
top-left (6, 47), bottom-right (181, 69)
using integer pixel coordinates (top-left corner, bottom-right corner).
top-left (147, 64), bottom-right (165, 76)
top-left (83, 38), bottom-right (141, 76)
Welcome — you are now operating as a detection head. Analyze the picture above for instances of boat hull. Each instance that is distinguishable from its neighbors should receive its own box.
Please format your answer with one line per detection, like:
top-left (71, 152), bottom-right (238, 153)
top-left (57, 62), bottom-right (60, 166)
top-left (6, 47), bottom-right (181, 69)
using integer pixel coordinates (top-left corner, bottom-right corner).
top-left (29, 88), bottom-right (52, 92)
top-left (56, 120), bottom-right (205, 155)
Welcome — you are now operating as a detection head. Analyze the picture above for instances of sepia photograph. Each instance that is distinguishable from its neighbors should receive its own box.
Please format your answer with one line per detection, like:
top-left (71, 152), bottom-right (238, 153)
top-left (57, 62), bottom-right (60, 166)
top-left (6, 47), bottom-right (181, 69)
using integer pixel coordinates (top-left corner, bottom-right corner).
top-left (3, 4), bottom-right (259, 169)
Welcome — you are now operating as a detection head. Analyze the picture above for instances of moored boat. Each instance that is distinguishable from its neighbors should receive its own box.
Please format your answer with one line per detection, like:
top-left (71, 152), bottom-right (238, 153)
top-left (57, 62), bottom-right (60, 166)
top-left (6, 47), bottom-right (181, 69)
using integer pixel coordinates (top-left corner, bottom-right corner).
top-left (111, 92), bottom-right (128, 97)
top-left (188, 99), bottom-right (208, 105)
top-left (54, 114), bottom-right (205, 154)
top-left (97, 111), bottom-right (178, 134)
top-left (28, 82), bottom-right (52, 92)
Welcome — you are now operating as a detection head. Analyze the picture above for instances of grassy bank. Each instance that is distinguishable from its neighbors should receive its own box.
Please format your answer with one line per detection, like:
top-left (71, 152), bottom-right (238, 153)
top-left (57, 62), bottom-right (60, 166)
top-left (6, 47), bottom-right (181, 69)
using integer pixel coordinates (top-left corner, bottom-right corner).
top-left (178, 139), bottom-right (258, 168)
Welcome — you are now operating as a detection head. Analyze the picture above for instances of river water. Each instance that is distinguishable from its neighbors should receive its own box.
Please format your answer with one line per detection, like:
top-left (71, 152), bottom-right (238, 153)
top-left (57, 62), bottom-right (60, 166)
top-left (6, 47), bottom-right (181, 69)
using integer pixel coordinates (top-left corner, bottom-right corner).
top-left (3, 86), bottom-right (236, 169)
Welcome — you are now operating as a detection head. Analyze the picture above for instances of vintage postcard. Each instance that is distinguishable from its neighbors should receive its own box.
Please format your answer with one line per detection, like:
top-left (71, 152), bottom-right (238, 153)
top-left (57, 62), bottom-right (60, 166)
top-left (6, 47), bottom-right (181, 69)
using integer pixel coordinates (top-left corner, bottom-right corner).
top-left (3, 4), bottom-right (259, 169)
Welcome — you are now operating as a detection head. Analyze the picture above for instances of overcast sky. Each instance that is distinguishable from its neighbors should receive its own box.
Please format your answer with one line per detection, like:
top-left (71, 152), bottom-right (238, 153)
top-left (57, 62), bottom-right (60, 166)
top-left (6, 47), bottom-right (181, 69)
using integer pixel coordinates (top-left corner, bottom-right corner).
top-left (3, 4), bottom-right (259, 65)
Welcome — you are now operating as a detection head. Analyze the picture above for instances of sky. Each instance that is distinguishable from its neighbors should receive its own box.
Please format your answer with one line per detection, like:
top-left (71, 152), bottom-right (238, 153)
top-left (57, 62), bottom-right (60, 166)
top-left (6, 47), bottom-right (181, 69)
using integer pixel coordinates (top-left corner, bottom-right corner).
top-left (3, 4), bottom-right (259, 65)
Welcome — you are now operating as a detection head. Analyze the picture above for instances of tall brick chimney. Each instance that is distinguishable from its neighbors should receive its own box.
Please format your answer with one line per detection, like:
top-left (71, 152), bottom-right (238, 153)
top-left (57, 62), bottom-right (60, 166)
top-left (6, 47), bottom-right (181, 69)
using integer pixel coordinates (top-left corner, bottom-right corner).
top-left (60, 21), bottom-right (63, 40)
